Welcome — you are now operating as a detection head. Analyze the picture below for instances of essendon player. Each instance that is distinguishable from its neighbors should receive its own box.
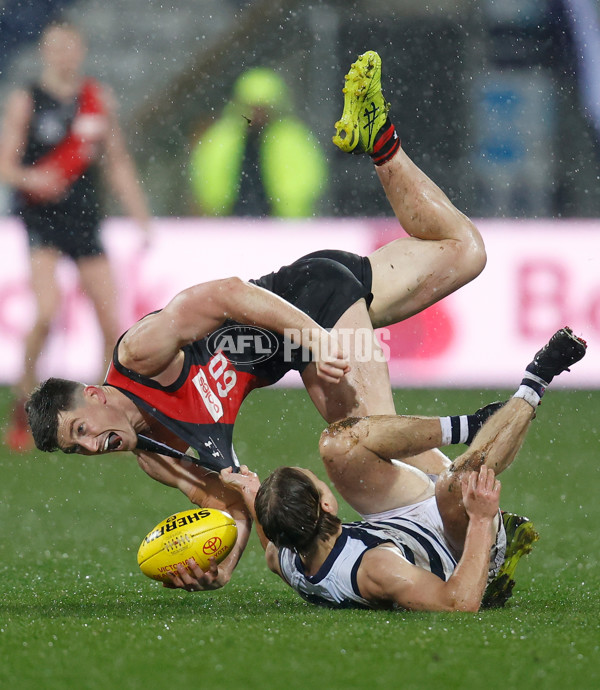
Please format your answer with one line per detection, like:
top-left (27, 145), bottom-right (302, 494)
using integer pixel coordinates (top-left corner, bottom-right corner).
top-left (0, 22), bottom-right (151, 450)
top-left (26, 50), bottom-right (488, 590)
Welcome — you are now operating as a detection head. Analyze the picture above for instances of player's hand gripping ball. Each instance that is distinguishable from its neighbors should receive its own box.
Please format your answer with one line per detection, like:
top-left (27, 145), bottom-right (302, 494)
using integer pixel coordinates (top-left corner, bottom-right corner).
top-left (137, 508), bottom-right (238, 582)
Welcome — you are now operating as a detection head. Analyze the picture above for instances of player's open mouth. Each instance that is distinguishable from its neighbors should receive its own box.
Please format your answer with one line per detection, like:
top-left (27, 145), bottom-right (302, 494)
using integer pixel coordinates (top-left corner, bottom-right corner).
top-left (103, 432), bottom-right (122, 452)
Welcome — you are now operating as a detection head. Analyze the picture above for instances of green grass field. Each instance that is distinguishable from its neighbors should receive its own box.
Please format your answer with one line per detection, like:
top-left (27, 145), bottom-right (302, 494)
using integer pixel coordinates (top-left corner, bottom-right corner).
top-left (1, 386), bottom-right (599, 689)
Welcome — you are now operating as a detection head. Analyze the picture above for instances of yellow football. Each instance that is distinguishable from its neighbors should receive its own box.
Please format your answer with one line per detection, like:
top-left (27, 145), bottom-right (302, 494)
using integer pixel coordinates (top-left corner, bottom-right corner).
top-left (137, 508), bottom-right (238, 582)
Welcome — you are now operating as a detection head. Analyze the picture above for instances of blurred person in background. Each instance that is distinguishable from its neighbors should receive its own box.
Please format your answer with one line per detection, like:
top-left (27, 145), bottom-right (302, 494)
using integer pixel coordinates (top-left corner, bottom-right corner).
top-left (189, 67), bottom-right (328, 217)
top-left (0, 21), bottom-right (151, 451)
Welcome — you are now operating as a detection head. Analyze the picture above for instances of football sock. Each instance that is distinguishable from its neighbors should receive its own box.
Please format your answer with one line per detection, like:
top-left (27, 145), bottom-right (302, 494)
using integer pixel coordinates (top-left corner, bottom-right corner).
top-left (440, 414), bottom-right (482, 446)
top-left (513, 371), bottom-right (548, 409)
top-left (371, 118), bottom-right (401, 166)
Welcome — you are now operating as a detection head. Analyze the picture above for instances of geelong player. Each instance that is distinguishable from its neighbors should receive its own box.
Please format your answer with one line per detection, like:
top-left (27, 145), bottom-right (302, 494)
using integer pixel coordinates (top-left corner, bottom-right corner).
top-left (216, 329), bottom-right (587, 611)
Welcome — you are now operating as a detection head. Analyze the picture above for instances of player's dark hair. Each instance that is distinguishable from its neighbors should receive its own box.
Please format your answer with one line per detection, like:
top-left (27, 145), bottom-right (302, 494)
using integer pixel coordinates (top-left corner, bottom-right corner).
top-left (25, 378), bottom-right (84, 452)
top-left (255, 467), bottom-right (341, 553)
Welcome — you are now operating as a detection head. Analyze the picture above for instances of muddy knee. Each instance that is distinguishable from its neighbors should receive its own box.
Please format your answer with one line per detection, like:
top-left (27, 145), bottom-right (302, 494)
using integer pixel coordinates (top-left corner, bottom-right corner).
top-left (319, 417), bottom-right (365, 468)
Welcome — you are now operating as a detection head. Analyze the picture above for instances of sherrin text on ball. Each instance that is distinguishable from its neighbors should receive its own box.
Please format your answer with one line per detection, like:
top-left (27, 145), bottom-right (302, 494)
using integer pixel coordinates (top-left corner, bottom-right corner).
top-left (137, 508), bottom-right (237, 582)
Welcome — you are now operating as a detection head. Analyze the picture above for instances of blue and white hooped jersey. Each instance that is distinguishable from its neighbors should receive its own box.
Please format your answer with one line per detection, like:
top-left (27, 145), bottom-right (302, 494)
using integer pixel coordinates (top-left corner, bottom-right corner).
top-left (277, 517), bottom-right (458, 609)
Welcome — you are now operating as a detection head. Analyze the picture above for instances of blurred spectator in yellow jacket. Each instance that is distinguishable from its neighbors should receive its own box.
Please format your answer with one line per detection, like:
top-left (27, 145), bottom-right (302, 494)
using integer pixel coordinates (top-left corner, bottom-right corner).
top-left (190, 67), bottom-right (328, 217)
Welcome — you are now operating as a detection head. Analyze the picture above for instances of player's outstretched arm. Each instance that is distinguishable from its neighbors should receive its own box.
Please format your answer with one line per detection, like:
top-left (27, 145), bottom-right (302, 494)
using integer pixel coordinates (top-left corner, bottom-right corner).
top-left (358, 467), bottom-right (500, 612)
top-left (119, 277), bottom-right (349, 382)
top-left (135, 451), bottom-right (253, 591)
top-left (220, 466), bottom-right (285, 579)
top-left (163, 510), bottom-right (251, 592)
top-left (220, 466), bottom-right (270, 550)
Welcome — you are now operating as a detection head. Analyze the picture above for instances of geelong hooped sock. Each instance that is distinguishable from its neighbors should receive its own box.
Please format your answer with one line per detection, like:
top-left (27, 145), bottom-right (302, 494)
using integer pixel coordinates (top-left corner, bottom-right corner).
top-left (514, 372), bottom-right (548, 409)
top-left (371, 117), bottom-right (401, 166)
top-left (440, 415), bottom-right (474, 446)
top-left (440, 403), bottom-right (506, 446)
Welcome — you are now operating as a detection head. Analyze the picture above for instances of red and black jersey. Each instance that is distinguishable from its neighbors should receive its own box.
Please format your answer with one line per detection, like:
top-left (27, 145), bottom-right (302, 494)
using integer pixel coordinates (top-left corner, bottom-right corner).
top-left (104, 323), bottom-right (278, 472)
top-left (105, 250), bottom-right (374, 472)
top-left (18, 80), bottom-right (104, 219)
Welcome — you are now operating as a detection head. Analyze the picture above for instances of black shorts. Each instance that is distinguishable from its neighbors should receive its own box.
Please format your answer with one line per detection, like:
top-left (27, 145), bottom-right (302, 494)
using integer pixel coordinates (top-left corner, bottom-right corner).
top-left (19, 205), bottom-right (105, 261)
top-left (245, 249), bottom-right (373, 380)
top-left (252, 249), bottom-right (373, 327)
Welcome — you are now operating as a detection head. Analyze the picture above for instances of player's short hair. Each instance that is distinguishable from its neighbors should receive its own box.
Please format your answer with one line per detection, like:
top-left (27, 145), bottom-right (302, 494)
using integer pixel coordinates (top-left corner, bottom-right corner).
top-left (255, 467), bottom-right (341, 553)
top-left (26, 378), bottom-right (85, 452)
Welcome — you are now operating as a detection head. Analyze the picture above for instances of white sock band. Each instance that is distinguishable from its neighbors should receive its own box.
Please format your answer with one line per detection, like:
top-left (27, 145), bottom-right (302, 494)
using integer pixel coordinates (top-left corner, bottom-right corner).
top-left (514, 385), bottom-right (541, 409)
top-left (440, 417), bottom-right (452, 446)
top-left (439, 415), bottom-right (470, 445)
top-left (523, 372), bottom-right (549, 387)
top-left (459, 415), bottom-right (469, 443)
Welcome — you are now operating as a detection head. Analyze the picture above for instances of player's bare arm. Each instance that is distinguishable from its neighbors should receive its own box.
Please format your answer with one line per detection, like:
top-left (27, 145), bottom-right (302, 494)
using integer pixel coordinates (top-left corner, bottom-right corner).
top-left (119, 278), bottom-right (349, 382)
top-left (220, 465), bottom-right (271, 549)
top-left (0, 89), bottom-right (65, 200)
top-left (0, 89), bottom-right (30, 187)
top-left (265, 542), bottom-right (283, 578)
top-left (170, 460), bottom-right (252, 591)
top-left (136, 450), bottom-right (252, 590)
top-left (220, 466), bottom-right (284, 577)
top-left (358, 467), bottom-right (500, 612)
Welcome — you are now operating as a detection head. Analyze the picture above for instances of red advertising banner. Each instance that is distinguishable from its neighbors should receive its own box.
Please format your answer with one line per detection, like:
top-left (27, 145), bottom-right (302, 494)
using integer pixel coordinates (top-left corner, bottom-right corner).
top-left (0, 217), bottom-right (597, 388)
